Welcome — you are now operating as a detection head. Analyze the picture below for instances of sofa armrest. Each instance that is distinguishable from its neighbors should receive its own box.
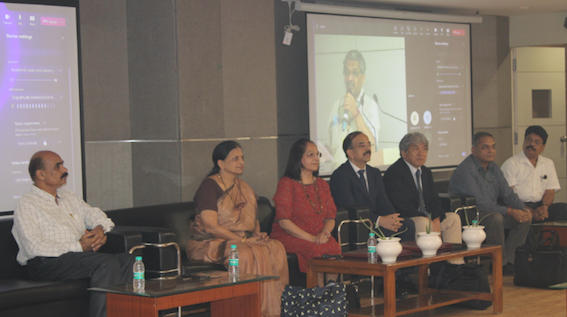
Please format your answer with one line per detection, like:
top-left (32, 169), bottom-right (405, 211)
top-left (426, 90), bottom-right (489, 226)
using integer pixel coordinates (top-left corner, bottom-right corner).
top-left (99, 228), bottom-right (143, 254)
top-left (438, 193), bottom-right (476, 213)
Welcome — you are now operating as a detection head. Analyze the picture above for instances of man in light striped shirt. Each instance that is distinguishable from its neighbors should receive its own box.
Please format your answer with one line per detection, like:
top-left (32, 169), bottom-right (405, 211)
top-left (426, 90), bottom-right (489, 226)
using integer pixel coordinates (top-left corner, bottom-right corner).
top-left (12, 150), bottom-right (134, 317)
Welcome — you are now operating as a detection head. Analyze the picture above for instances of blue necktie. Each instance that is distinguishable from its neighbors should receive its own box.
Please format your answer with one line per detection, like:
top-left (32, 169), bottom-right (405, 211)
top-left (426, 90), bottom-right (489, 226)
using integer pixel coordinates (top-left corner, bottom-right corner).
top-left (358, 170), bottom-right (368, 193)
top-left (416, 169), bottom-right (428, 216)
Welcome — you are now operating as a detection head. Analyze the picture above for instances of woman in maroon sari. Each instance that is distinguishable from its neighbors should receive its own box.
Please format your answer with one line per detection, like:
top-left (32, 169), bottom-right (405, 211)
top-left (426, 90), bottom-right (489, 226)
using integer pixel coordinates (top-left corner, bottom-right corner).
top-left (186, 141), bottom-right (288, 317)
top-left (271, 138), bottom-right (341, 278)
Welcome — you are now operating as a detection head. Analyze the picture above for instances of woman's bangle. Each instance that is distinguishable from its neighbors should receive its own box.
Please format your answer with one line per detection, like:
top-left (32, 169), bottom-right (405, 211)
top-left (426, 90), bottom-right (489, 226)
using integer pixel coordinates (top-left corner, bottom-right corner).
top-left (241, 237), bottom-right (247, 243)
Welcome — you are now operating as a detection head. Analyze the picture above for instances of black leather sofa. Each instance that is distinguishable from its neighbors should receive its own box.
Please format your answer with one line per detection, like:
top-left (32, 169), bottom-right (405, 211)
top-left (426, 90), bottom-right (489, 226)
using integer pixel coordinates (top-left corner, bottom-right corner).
top-left (0, 196), bottom-right (304, 317)
top-left (0, 217), bottom-right (89, 317)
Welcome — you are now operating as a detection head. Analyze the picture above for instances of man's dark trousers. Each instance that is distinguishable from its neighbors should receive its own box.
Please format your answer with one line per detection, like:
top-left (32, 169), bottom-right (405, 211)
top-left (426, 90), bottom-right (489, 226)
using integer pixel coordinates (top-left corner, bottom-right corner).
top-left (27, 252), bottom-right (134, 317)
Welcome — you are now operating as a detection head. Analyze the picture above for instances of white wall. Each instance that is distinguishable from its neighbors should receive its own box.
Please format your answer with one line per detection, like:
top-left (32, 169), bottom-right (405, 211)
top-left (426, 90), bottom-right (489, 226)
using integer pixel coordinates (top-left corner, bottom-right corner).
top-left (510, 12), bottom-right (567, 47)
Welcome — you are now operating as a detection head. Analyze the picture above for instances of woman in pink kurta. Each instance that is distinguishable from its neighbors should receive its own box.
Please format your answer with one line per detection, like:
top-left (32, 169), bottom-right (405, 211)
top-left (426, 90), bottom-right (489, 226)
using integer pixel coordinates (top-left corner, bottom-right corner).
top-left (271, 138), bottom-right (341, 273)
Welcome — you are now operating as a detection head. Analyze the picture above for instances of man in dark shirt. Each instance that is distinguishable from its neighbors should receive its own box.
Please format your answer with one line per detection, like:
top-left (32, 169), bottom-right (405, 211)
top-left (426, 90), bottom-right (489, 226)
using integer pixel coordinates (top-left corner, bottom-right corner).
top-left (449, 132), bottom-right (531, 273)
top-left (330, 131), bottom-right (414, 241)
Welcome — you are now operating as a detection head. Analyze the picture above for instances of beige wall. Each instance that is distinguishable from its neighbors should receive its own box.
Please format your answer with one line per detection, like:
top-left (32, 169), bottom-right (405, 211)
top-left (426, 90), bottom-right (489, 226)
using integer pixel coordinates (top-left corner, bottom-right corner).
top-left (510, 12), bottom-right (567, 47)
top-left (81, 0), bottom-right (133, 209)
top-left (81, 0), bottom-right (278, 209)
top-left (471, 16), bottom-right (513, 165)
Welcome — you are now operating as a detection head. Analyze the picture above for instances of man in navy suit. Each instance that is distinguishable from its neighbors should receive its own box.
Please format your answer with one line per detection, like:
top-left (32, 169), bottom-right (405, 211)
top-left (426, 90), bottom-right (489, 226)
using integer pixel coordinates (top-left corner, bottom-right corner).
top-left (330, 131), bottom-right (414, 241)
top-left (383, 133), bottom-right (462, 260)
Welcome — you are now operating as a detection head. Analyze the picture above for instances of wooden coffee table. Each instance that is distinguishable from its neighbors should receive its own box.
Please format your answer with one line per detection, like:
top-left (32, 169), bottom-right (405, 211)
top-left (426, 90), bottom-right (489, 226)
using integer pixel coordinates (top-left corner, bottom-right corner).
top-left (307, 244), bottom-right (502, 317)
top-left (91, 273), bottom-right (276, 317)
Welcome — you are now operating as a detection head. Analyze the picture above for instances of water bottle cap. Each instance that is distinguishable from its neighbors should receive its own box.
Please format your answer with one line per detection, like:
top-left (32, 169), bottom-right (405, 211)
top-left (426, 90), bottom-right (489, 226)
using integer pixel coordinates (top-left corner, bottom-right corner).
top-left (472, 220), bottom-right (479, 225)
top-left (369, 233), bottom-right (375, 237)
top-left (135, 256), bottom-right (142, 261)
top-left (230, 244), bottom-right (237, 249)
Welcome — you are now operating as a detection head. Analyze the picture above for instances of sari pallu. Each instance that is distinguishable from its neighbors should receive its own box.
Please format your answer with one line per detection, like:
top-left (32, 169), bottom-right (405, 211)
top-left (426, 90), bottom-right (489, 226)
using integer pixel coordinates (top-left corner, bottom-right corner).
top-left (186, 178), bottom-right (289, 317)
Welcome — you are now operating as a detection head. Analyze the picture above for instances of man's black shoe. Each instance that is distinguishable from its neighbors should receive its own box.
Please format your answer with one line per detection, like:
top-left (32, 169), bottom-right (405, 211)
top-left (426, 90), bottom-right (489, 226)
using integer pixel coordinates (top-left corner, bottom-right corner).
top-left (396, 285), bottom-right (409, 299)
top-left (503, 263), bottom-right (515, 276)
top-left (395, 278), bottom-right (417, 299)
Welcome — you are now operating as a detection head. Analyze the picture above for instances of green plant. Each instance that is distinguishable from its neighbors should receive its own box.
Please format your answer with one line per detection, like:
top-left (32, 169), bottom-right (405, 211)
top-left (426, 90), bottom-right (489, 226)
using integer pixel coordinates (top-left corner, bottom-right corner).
top-left (425, 214), bottom-right (432, 234)
top-left (360, 217), bottom-right (407, 240)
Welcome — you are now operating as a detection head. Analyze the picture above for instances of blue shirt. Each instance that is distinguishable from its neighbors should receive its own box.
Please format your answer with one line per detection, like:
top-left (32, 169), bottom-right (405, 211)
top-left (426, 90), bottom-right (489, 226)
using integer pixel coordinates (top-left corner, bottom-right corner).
top-left (449, 155), bottom-right (524, 214)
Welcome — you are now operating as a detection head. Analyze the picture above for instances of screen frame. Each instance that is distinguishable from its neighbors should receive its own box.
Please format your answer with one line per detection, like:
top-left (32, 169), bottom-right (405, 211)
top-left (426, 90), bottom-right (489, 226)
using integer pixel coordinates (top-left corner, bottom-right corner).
top-left (0, 0), bottom-right (84, 215)
top-left (305, 12), bottom-right (474, 176)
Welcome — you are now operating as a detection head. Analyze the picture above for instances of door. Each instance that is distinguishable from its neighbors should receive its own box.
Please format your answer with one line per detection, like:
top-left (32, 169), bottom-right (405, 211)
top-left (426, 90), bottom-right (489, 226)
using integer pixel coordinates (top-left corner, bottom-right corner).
top-left (512, 47), bottom-right (566, 202)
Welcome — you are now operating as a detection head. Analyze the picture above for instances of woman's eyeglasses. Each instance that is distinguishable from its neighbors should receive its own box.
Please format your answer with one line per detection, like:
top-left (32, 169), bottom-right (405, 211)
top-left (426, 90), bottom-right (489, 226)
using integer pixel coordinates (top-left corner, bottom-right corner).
top-left (305, 152), bottom-right (322, 158)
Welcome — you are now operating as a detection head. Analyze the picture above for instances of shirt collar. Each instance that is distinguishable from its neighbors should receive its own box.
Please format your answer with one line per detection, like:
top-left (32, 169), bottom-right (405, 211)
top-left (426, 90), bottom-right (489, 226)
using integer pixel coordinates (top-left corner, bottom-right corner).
top-left (355, 89), bottom-right (365, 104)
top-left (520, 150), bottom-right (538, 167)
top-left (348, 160), bottom-right (365, 174)
top-left (31, 185), bottom-right (60, 203)
top-left (470, 155), bottom-right (496, 173)
top-left (403, 159), bottom-right (420, 175)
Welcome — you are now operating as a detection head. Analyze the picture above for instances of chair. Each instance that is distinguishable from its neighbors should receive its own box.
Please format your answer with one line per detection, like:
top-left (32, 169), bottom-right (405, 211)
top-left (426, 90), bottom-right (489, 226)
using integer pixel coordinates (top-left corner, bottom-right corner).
top-left (452, 200), bottom-right (481, 264)
top-left (335, 210), bottom-right (376, 299)
top-left (453, 205), bottom-right (479, 226)
top-left (337, 218), bottom-right (373, 252)
top-left (439, 194), bottom-right (478, 226)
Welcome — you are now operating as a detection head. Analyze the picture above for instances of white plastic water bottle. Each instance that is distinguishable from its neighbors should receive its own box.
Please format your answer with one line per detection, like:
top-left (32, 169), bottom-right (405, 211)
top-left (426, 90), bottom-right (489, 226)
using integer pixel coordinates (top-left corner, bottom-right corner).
top-left (368, 232), bottom-right (378, 263)
top-left (133, 256), bottom-right (145, 291)
top-left (228, 244), bottom-right (239, 281)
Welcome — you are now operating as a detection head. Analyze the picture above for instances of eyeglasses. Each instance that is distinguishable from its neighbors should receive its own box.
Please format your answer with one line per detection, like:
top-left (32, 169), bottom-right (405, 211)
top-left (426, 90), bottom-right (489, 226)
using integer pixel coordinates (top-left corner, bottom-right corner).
top-left (525, 137), bottom-right (543, 146)
top-left (304, 152), bottom-right (322, 158)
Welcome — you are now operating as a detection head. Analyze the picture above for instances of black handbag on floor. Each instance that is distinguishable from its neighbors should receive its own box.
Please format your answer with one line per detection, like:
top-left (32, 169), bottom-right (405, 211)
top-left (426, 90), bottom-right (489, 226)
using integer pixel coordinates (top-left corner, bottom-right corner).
top-left (281, 282), bottom-right (347, 317)
top-left (429, 262), bottom-right (491, 310)
top-left (514, 229), bottom-right (567, 288)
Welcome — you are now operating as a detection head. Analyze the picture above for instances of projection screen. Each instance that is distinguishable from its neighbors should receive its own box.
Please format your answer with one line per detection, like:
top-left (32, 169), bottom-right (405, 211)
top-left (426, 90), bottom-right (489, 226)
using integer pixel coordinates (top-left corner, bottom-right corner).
top-left (307, 13), bottom-right (472, 175)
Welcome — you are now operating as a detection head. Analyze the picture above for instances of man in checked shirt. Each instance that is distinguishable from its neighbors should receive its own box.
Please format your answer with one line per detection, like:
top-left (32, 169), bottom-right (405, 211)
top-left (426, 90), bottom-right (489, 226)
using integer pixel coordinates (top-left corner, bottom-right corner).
top-left (12, 151), bottom-right (134, 317)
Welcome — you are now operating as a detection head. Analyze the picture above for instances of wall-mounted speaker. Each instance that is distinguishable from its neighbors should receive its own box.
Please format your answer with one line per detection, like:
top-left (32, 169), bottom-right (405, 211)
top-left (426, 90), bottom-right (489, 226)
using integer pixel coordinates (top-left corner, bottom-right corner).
top-left (564, 17), bottom-right (567, 29)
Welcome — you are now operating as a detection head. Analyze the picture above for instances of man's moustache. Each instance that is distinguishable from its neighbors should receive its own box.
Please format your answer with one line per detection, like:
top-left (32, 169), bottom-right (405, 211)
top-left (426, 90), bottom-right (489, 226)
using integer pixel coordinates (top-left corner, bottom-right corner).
top-left (526, 146), bottom-right (535, 151)
top-left (61, 172), bottom-right (68, 179)
top-left (364, 150), bottom-right (371, 156)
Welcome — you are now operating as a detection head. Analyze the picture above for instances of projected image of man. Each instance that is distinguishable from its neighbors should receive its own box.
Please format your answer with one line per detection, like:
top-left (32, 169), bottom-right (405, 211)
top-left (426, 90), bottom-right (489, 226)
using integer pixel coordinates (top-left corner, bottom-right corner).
top-left (328, 50), bottom-right (380, 166)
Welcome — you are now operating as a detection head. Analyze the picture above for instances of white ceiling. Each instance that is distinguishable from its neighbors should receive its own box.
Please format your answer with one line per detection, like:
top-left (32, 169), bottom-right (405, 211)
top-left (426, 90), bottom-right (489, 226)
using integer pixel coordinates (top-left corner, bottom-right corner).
top-left (323, 0), bottom-right (567, 16)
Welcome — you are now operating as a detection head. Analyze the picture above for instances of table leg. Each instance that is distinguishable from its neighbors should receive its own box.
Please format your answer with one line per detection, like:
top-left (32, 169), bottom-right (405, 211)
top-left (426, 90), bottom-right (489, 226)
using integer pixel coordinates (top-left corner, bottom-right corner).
top-left (418, 264), bottom-right (428, 293)
top-left (306, 264), bottom-right (317, 288)
top-left (417, 264), bottom-right (429, 307)
top-left (383, 267), bottom-right (397, 317)
top-left (492, 247), bottom-right (503, 313)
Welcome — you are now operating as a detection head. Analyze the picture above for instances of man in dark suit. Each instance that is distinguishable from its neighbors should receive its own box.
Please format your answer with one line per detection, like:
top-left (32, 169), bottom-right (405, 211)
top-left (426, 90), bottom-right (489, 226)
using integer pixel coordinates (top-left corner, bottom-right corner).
top-left (330, 131), bottom-right (414, 241)
top-left (383, 133), bottom-right (462, 260)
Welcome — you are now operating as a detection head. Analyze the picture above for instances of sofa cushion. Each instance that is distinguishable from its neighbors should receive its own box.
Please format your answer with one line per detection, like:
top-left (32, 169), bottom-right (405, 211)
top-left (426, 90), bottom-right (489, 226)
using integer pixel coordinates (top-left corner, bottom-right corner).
top-left (0, 278), bottom-right (88, 310)
top-left (0, 218), bottom-right (25, 280)
top-left (106, 202), bottom-right (195, 228)
top-left (257, 196), bottom-right (275, 234)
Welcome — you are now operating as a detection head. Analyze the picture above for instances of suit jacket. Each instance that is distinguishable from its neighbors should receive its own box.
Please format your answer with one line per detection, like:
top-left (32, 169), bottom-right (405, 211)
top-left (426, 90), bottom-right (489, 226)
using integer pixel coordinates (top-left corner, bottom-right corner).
top-left (383, 158), bottom-right (443, 220)
top-left (330, 161), bottom-right (395, 219)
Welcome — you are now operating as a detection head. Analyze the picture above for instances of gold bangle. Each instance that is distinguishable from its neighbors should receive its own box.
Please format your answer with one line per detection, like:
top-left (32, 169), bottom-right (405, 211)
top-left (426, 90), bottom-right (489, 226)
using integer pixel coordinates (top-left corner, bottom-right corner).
top-left (241, 237), bottom-right (247, 243)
